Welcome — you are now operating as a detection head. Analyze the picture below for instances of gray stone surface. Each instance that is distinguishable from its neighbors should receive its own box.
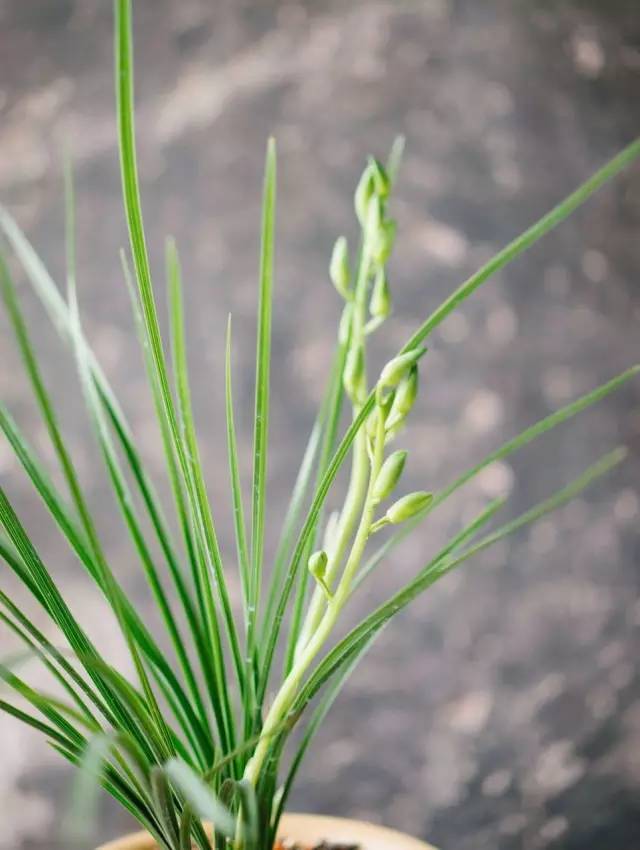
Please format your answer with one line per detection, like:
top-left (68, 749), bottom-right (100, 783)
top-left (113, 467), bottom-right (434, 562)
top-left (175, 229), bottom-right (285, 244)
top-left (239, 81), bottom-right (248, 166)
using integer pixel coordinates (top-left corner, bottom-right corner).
top-left (0, 1), bottom-right (639, 849)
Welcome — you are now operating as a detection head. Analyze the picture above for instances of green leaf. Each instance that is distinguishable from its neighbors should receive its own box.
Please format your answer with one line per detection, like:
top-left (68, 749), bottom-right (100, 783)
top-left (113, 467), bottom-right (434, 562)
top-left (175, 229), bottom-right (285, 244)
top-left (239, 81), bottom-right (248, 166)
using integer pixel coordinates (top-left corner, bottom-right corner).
top-left (64, 155), bottom-right (176, 763)
top-left (248, 138), bottom-right (277, 673)
top-left (164, 238), bottom-right (239, 756)
top-left (166, 758), bottom-right (236, 838)
top-left (151, 766), bottom-right (181, 848)
top-left (179, 806), bottom-right (194, 850)
top-left (116, 0), bottom-right (241, 753)
top-left (0, 216), bottom-right (212, 754)
top-left (225, 316), bottom-right (251, 623)
top-left (0, 698), bottom-right (76, 749)
top-left (235, 779), bottom-right (259, 850)
top-left (2, 199), bottom-right (216, 753)
top-left (225, 315), bottom-right (260, 745)
top-left (451, 447), bottom-right (627, 568)
top-left (0, 413), bottom-right (212, 763)
top-left (403, 139), bottom-right (640, 357)
top-left (62, 733), bottom-right (119, 844)
top-left (0, 595), bottom-right (102, 729)
top-left (0, 487), bottom-right (150, 746)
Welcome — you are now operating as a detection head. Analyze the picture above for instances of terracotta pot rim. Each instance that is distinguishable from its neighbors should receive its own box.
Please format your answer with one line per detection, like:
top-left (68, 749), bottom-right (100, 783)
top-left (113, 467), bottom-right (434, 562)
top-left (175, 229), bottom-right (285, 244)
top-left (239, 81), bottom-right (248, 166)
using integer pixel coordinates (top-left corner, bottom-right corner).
top-left (97, 812), bottom-right (436, 850)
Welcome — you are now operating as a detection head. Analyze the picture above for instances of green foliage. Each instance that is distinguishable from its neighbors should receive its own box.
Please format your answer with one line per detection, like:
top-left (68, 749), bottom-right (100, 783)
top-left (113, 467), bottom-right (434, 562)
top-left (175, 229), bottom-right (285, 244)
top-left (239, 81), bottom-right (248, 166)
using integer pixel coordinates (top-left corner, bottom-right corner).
top-left (0, 0), bottom-right (638, 847)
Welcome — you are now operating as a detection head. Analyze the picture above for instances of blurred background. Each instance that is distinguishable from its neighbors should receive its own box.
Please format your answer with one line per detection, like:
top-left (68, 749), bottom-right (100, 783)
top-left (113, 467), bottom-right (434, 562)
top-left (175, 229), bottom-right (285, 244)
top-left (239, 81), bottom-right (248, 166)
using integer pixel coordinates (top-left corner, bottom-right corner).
top-left (0, 1), bottom-right (639, 848)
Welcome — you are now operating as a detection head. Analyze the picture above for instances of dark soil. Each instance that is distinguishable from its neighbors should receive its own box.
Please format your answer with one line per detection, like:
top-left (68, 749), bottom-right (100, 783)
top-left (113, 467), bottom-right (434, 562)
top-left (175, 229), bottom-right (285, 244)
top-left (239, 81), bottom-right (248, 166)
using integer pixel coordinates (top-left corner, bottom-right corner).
top-left (276, 842), bottom-right (359, 850)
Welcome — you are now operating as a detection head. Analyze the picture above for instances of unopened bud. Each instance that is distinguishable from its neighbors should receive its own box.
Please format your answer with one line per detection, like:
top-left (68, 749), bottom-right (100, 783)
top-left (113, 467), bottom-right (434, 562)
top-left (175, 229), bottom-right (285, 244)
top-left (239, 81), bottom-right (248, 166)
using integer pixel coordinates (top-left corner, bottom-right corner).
top-left (386, 491), bottom-right (433, 524)
top-left (365, 195), bottom-right (383, 242)
top-left (308, 549), bottom-right (328, 581)
top-left (338, 303), bottom-right (353, 345)
top-left (377, 347), bottom-right (425, 402)
top-left (372, 450), bottom-right (407, 504)
top-left (366, 407), bottom-right (379, 440)
top-left (368, 157), bottom-right (390, 199)
top-left (371, 218), bottom-right (396, 267)
top-left (386, 364), bottom-right (418, 430)
top-left (344, 343), bottom-right (366, 403)
top-left (370, 269), bottom-right (391, 319)
top-left (354, 165), bottom-right (375, 227)
top-left (384, 419), bottom-right (403, 444)
top-left (308, 550), bottom-right (332, 598)
top-left (330, 236), bottom-right (351, 299)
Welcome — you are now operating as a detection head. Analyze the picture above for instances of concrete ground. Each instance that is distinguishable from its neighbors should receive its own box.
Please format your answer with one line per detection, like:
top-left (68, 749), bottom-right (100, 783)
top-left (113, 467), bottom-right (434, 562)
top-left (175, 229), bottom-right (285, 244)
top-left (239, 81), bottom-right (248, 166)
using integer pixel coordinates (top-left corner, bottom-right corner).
top-left (0, 1), bottom-right (639, 849)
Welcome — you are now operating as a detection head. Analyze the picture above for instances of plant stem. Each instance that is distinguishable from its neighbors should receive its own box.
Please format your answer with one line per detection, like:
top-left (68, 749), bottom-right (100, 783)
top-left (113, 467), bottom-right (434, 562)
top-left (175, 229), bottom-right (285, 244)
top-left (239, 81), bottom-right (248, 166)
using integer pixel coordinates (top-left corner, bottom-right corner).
top-left (243, 408), bottom-right (386, 790)
top-left (293, 240), bottom-right (373, 660)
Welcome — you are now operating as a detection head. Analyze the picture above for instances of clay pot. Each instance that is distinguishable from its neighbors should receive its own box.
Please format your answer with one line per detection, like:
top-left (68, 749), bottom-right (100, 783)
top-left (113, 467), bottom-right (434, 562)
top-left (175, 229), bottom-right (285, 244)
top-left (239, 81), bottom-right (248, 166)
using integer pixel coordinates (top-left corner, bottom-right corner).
top-left (97, 813), bottom-right (436, 850)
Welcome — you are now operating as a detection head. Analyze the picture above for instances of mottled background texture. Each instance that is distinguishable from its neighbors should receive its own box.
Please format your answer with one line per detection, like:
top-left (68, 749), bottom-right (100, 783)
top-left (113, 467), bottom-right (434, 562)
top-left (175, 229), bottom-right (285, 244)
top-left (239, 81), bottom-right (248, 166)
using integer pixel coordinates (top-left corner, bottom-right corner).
top-left (0, 1), bottom-right (639, 849)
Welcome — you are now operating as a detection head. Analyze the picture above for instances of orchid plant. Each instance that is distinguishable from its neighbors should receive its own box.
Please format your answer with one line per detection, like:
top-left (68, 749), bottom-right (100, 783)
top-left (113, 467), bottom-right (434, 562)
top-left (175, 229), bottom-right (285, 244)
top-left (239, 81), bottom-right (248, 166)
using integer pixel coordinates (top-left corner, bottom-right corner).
top-left (0, 2), bottom-right (638, 849)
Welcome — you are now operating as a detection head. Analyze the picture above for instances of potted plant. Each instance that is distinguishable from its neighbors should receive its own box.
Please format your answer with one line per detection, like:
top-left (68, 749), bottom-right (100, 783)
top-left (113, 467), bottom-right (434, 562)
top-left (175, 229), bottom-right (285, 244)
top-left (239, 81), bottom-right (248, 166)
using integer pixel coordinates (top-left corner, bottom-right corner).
top-left (0, 1), bottom-right (638, 848)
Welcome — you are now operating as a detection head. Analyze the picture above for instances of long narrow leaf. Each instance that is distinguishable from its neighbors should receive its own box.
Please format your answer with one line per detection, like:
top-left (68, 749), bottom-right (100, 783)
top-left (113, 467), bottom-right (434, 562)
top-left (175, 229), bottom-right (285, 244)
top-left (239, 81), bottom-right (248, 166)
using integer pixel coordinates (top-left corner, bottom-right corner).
top-left (0, 602), bottom-right (101, 729)
top-left (63, 733), bottom-right (119, 845)
top-left (0, 421), bottom-right (212, 762)
top-left (166, 759), bottom-right (236, 838)
top-left (164, 238), bottom-right (239, 756)
top-left (151, 766), bottom-right (181, 848)
top-left (115, 0), bottom-right (243, 725)
top-left (1, 211), bottom-right (212, 739)
top-left (65, 157), bottom-right (176, 762)
top-left (0, 487), bottom-right (155, 749)
top-left (225, 316), bottom-right (251, 624)
top-left (248, 139), bottom-right (277, 683)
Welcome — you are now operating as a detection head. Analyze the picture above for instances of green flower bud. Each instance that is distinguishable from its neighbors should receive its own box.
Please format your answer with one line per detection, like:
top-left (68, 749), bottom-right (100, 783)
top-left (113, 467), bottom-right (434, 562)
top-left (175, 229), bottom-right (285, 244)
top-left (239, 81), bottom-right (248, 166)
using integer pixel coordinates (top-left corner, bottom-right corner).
top-left (365, 194), bottom-right (383, 242)
top-left (308, 549), bottom-right (328, 581)
top-left (338, 302), bottom-right (353, 345)
top-left (344, 343), bottom-right (366, 403)
top-left (329, 236), bottom-right (351, 299)
top-left (376, 347), bottom-right (425, 402)
top-left (372, 450), bottom-right (407, 504)
top-left (371, 218), bottom-right (396, 267)
top-left (366, 407), bottom-right (379, 440)
top-left (354, 165), bottom-right (375, 227)
top-left (370, 268), bottom-right (391, 319)
top-left (384, 419), bottom-right (403, 444)
top-left (386, 364), bottom-right (418, 430)
top-left (368, 157), bottom-right (391, 198)
top-left (378, 386), bottom-right (396, 419)
top-left (386, 491), bottom-right (433, 524)
top-left (308, 549), bottom-right (332, 598)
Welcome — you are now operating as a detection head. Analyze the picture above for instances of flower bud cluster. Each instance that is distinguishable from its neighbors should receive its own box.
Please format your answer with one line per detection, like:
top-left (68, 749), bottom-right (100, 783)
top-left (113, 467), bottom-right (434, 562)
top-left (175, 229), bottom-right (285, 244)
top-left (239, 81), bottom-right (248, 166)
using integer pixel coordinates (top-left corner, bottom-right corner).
top-left (368, 345), bottom-right (431, 535)
top-left (361, 159), bottom-right (396, 333)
